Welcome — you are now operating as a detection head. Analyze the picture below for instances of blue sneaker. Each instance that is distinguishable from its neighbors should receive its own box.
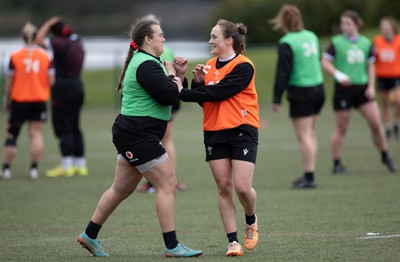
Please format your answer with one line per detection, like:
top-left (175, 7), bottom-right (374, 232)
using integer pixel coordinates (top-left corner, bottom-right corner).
top-left (77, 232), bottom-right (109, 257)
top-left (164, 243), bottom-right (202, 258)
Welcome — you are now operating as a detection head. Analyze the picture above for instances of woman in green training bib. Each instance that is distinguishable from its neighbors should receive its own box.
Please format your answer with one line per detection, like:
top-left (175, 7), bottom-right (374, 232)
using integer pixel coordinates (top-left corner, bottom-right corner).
top-left (76, 18), bottom-right (202, 258)
top-left (322, 10), bottom-right (397, 174)
top-left (270, 5), bottom-right (325, 189)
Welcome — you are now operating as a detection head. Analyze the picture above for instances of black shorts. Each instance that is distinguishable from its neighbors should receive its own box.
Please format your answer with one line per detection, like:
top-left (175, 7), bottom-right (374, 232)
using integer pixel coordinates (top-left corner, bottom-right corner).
top-left (287, 85), bottom-right (325, 118)
top-left (8, 101), bottom-right (47, 123)
top-left (377, 78), bottom-right (400, 92)
top-left (114, 140), bottom-right (166, 166)
top-left (112, 115), bottom-right (167, 166)
top-left (205, 140), bottom-right (258, 163)
top-left (333, 84), bottom-right (373, 110)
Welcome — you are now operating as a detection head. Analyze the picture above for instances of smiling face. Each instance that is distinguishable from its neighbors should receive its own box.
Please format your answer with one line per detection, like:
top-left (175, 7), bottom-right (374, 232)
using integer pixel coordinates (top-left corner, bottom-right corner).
top-left (340, 16), bottom-right (359, 37)
top-left (208, 25), bottom-right (233, 58)
top-left (146, 24), bottom-right (165, 57)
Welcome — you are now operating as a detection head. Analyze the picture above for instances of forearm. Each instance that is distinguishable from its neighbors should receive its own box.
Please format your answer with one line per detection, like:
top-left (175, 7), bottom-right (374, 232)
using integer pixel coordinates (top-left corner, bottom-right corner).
top-left (36, 17), bottom-right (60, 48)
top-left (367, 63), bottom-right (375, 89)
top-left (321, 57), bottom-right (336, 75)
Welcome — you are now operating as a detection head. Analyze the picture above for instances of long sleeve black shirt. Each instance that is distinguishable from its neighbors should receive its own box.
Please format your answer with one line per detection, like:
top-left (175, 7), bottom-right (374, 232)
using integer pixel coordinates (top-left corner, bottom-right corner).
top-left (273, 43), bottom-right (292, 104)
top-left (180, 58), bottom-right (254, 103)
top-left (135, 51), bottom-right (185, 106)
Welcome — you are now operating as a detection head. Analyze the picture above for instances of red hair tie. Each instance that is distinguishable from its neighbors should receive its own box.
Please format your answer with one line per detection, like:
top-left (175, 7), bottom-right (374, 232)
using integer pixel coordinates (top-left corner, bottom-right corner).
top-left (61, 25), bottom-right (73, 37)
top-left (130, 41), bottom-right (138, 51)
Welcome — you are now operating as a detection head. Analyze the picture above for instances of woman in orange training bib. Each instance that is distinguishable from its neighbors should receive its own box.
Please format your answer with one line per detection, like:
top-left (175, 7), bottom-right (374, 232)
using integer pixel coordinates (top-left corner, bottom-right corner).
top-left (1, 22), bottom-right (54, 180)
top-left (178, 19), bottom-right (259, 257)
top-left (373, 17), bottom-right (400, 140)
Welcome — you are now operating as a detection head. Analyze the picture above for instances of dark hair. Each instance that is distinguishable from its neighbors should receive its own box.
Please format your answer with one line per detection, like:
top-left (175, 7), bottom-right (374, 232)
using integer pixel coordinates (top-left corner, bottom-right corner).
top-left (341, 10), bottom-right (364, 28)
top-left (116, 19), bottom-right (159, 92)
top-left (50, 21), bottom-right (73, 37)
top-left (216, 19), bottom-right (247, 55)
top-left (270, 4), bottom-right (304, 33)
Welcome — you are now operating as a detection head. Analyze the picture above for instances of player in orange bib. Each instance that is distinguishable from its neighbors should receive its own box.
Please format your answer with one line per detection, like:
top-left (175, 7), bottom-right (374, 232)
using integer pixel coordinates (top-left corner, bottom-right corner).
top-left (1, 22), bottom-right (54, 180)
top-left (373, 17), bottom-right (400, 140)
top-left (178, 19), bottom-right (259, 257)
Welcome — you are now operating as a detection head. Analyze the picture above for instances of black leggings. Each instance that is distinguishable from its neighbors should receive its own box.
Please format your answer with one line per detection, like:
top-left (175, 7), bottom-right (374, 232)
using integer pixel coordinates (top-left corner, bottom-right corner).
top-left (51, 80), bottom-right (85, 157)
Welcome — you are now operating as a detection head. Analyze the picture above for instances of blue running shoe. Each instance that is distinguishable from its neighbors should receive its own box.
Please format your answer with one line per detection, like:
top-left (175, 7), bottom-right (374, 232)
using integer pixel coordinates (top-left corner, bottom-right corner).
top-left (164, 243), bottom-right (202, 258)
top-left (77, 232), bottom-right (109, 257)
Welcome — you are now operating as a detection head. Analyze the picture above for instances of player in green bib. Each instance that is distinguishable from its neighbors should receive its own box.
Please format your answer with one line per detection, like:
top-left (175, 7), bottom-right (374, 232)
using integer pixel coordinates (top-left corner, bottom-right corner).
top-left (135, 15), bottom-right (187, 194)
top-left (322, 10), bottom-right (397, 174)
top-left (271, 5), bottom-right (325, 189)
top-left (76, 18), bottom-right (202, 258)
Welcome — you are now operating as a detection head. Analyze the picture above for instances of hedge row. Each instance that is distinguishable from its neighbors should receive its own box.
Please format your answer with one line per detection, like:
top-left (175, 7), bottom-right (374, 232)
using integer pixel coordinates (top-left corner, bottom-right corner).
top-left (212, 0), bottom-right (400, 43)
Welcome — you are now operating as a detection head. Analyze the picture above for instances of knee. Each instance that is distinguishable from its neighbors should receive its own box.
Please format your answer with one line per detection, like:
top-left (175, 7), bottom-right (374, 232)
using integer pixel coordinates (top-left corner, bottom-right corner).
top-left (112, 184), bottom-right (135, 200)
top-left (235, 183), bottom-right (252, 197)
top-left (217, 180), bottom-right (234, 198)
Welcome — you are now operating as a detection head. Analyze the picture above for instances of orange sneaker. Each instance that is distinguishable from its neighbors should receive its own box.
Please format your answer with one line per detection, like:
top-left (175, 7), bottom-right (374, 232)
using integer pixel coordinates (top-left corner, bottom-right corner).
top-left (226, 241), bottom-right (243, 257)
top-left (244, 216), bottom-right (258, 250)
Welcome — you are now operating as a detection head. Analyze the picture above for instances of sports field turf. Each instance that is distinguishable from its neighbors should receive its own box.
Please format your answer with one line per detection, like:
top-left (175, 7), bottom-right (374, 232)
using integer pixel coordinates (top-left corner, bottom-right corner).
top-left (0, 103), bottom-right (399, 261)
top-left (1, 40), bottom-right (399, 260)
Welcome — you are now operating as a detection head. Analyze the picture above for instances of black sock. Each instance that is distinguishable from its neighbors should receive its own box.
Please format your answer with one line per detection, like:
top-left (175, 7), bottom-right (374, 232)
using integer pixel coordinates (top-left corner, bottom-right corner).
top-left (30, 162), bottom-right (38, 169)
top-left (245, 214), bottom-right (256, 225)
top-left (304, 172), bottom-right (314, 182)
top-left (85, 220), bottom-right (102, 239)
top-left (2, 164), bottom-right (10, 170)
top-left (227, 232), bottom-right (238, 243)
top-left (334, 159), bottom-right (341, 166)
top-left (163, 231), bottom-right (179, 249)
top-left (381, 151), bottom-right (389, 162)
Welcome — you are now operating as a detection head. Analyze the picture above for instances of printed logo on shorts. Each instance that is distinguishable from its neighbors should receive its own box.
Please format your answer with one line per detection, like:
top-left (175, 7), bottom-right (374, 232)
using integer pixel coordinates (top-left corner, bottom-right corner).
top-left (243, 149), bottom-right (249, 156)
top-left (40, 112), bottom-right (47, 121)
top-left (125, 151), bottom-right (133, 159)
top-left (207, 146), bottom-right (213, 155)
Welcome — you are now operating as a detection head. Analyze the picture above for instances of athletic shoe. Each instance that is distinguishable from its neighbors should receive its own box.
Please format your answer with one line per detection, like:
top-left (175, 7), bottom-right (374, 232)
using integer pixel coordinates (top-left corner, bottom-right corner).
top-left (29, 168), bottom-right (39, 180)
top-left (77, 232), bottom-right (109, 257)
top-left (226, 241), bottom-right (243, 257)
top-left (383, 158), bottom-right (398, 173)
top-left (46, 166), bottom-right (75, 177)
top-left (176, 182), bottom-right (187, 192)
top-left (1, 168), bottom-right (11, 180)
top-left (244, 215), bottom-right (258, 250)
top-left (75, 167), bottom-right (89, 176)
top-left (332, 164), bottom-right (348, 174)
top-left (291, 177), bottom-right (317, 189)
top-left (164, 243), bottom-right (202, 258)
top-left (137, 183), bottom-right (156, 193)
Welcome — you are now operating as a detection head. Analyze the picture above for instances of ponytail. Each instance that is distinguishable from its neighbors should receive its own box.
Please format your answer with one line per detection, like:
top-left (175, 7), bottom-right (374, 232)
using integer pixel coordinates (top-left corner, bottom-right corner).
top-left (116, 48), bottom-right (134, 92)
top-left (116, 19), bottom-right (159, 92)
top-left (21, 22), bottom-right (37, 59)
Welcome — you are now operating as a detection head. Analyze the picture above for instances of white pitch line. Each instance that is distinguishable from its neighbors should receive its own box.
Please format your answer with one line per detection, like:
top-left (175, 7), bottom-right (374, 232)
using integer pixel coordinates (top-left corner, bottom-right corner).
top-left (357, 234), bottom-right (400, 240)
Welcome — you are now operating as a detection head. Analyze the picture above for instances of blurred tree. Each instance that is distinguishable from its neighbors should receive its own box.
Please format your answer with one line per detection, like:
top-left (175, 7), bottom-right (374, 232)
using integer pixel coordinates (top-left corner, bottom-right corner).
top-left (212, 0), bottom-right (400, 44)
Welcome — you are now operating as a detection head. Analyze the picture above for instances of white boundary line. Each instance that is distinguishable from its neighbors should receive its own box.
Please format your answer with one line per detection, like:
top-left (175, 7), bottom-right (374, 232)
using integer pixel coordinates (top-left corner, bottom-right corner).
top-left (357, 234), bottom-right (400, 240)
